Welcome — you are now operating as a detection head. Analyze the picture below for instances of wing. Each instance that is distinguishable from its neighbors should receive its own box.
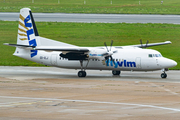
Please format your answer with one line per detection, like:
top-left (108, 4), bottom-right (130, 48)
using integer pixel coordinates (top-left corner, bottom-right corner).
top-left (129, 41), bottom-right (172, 48)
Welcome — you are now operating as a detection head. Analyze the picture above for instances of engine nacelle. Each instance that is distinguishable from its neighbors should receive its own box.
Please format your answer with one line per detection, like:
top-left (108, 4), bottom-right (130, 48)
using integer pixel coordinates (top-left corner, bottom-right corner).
top-left (88, 49), bottom-right (107, 60)
top-left (60, 52), bottom-right (88, 60)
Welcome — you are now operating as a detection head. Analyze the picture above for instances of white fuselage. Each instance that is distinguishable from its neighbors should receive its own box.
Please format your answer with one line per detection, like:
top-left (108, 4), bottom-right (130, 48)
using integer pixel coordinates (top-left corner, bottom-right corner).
top-left (14, 46), bottom-right (177, 71)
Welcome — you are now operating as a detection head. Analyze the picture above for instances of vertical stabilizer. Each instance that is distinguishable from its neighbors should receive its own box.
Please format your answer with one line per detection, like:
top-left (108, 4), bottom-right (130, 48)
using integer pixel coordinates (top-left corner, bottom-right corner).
top-left (16, 8), bottom-right (39, 57)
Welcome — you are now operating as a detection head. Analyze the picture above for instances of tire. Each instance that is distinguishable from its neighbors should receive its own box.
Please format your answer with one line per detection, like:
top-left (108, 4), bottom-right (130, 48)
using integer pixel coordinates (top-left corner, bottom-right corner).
top-left (112, 70), bottom-right (121, 75)
top-left (161, 73), bottom-right (167, 78)
top-left (78, 71), bottom-right (86, 77)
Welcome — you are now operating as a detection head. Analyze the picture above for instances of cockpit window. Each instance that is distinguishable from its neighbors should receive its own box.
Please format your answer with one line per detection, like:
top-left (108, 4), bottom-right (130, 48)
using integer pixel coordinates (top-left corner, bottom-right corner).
top-left (149, 54), bottom-right (162, 58)
top-left (149, 54), bottom-right (153, 57)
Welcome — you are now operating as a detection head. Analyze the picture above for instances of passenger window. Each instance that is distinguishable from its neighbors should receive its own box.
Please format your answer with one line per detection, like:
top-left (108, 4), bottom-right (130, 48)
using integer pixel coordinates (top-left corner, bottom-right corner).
top-left (149, 54), bottom-right (152, 57)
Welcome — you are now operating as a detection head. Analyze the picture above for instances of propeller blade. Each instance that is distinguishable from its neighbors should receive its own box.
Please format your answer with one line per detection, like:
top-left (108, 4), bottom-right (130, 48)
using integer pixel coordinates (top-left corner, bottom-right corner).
top-left (110, 40), bottom-right (113, 51)
top-left (110, 56), bottom-right (115, 65)
top-left (113, 50), bottom-right (117, 53)
top-left (104, 42), bottom-right (109, 52)
top-left (140, 39), bottom-right (143, 48)
top-left (145, 40), bottom-right (149, 48)
top-left (105, 56), bottom-right (109, 66)
top-left (110, 56), bottom-right (112, 60)
top-left (104, 40), bottom-right (116, 66)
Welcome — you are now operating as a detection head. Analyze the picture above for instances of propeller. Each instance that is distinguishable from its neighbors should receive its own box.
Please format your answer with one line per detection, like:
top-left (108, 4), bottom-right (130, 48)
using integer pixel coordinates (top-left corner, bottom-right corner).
top-left (140, 39), bottom-right (149, 48)
top-left (103, 40), bottom-right (116, 66)
top-left (145, 40), bottom-right (149, 48)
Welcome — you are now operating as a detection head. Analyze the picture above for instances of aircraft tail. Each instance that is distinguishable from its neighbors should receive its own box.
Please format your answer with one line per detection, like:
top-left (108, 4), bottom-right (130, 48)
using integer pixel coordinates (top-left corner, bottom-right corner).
top-left (15, 8), bottom-right (39, 57)
top-left (4, 8), bottom-right (77, 59)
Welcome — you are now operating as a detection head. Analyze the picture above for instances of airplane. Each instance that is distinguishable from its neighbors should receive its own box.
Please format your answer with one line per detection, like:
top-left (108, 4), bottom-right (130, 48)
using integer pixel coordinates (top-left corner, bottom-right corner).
top-left (4, 8), bottom-right (177, 79)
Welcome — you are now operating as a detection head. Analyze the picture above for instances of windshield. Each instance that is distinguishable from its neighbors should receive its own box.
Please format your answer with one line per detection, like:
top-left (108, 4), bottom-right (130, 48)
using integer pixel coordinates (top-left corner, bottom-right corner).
top-left (149, 54), bottom-right (162, 58)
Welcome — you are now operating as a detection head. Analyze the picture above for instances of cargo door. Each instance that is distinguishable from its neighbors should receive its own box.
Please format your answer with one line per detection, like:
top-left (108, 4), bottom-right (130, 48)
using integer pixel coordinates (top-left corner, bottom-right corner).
top-left (51, 54), bottom-right (57, 65)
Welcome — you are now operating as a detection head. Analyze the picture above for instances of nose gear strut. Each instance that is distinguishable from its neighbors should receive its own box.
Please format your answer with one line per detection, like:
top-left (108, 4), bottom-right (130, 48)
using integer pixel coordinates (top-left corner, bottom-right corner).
top-left (161, 68), bottom-right (167, 78)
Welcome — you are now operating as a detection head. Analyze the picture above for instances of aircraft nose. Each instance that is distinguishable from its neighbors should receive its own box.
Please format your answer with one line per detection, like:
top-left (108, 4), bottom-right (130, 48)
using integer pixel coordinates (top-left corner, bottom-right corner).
top-left (172, 60), bottom-right (177, 67)
top-left (166, 59), bottom-right (177, 68)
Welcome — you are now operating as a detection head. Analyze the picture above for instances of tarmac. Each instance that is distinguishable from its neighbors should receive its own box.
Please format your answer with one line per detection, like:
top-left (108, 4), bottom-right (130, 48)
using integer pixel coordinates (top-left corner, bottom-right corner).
top-left (0, 66), bottom-right (180, 120)
top-left (1, 12), bottom-right (180, 24)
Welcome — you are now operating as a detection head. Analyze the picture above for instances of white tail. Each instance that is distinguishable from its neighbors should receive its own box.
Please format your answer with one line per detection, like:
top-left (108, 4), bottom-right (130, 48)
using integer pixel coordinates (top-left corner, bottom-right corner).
top-left (16, 8), bottom-right (39, 57)
top-left (6, 8), bottom-right (77, 59)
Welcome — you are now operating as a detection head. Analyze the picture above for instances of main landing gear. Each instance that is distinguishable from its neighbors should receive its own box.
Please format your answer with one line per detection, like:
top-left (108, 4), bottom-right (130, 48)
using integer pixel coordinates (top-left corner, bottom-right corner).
top-left (112, 70), bottom-right (121, 76)
top-left (78, 60), bottom-right (89, 77)
top-left (78, 71), bottom-right (86, 77)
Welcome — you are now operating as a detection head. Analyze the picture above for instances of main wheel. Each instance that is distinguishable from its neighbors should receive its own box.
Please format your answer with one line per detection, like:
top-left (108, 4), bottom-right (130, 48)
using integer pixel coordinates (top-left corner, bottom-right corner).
top-left (161, 73), bottom-right (167, 78)
top-left (112, 70), bottom-right (121, 75)
top-left (78, 71), bottom-right (86, 77)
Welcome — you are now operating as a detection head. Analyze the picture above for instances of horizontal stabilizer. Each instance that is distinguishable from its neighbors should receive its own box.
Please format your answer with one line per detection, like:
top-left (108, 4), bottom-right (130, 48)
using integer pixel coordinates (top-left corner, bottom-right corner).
top-left (4, 43), bottom-right (35, 48)
top-left (4, 43), bottom-right (89, 52)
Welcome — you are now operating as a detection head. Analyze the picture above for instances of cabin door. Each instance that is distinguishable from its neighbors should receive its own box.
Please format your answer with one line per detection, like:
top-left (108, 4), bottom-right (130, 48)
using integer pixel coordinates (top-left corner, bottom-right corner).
top-left (51, 54), bottom-right (57, 65)
top-left (136, 57), bottom-right (141, 69)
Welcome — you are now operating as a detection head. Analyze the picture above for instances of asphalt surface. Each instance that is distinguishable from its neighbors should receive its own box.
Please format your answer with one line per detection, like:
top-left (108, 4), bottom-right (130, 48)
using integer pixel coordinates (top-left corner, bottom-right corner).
top-left (0, 66), bottom-right (179, 82)
top-left (0, 66), bottom-right (180, 120)
top-left (1, 12), bottom-right (180, 24)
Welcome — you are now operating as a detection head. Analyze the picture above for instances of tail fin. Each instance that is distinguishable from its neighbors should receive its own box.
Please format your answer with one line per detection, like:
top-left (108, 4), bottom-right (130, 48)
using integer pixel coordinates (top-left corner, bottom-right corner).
top-left (5, 8), bottom-right (77, 59)
top-left (16, 8), bottom-right (39, 57)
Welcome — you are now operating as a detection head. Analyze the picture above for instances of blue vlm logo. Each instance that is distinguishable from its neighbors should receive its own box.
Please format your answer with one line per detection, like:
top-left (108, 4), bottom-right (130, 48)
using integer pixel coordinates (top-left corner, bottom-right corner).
top-left (24, 15), bottom-right (37, 58)
top-left (106, 59), bottom-right (136, 68)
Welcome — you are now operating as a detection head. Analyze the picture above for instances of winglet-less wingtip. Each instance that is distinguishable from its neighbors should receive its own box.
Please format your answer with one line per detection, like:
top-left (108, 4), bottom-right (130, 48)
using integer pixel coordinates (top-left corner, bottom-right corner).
top-left (3, 43), bottom-right (9, 46)
top-left (164, 41), bottom-right (172, 44)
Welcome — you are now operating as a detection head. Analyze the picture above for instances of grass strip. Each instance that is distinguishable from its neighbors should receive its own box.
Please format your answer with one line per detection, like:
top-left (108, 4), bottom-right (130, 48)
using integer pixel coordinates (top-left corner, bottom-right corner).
top-left (1, 0), bottom-right (180, 14)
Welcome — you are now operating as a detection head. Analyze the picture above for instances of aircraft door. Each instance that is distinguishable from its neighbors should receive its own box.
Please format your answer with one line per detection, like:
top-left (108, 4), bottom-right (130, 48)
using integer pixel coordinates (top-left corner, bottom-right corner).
top-left (51, 54), bottom-right (57, 65)
top-left (136, 57), bottom-right (141, 69)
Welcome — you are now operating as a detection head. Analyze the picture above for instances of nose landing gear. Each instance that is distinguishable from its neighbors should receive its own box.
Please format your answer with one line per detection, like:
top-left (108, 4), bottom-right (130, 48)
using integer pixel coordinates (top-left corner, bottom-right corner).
top-left (161, 68), bottom-right (168, 78)
top-left (161, 72), bottom-right (167, 78)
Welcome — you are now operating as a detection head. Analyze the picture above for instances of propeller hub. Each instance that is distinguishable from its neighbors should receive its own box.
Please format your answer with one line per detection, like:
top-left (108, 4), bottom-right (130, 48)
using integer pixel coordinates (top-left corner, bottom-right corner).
top-left (107, 51), bottom-right (113, 56)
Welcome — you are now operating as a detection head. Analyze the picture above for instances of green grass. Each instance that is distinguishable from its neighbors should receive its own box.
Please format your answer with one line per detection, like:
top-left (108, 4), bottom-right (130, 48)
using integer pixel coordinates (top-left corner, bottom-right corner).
top-left (1, 0), bottom-right (180, 14)
top-left (0, 21), bottom-right (180, 69)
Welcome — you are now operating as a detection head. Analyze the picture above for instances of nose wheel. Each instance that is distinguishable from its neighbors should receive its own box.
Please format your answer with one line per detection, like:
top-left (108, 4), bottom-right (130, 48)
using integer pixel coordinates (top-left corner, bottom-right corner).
top-left (161, 72), bottom-right (167, 78)
top-left (161, 68), bottom-right (168, 78)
